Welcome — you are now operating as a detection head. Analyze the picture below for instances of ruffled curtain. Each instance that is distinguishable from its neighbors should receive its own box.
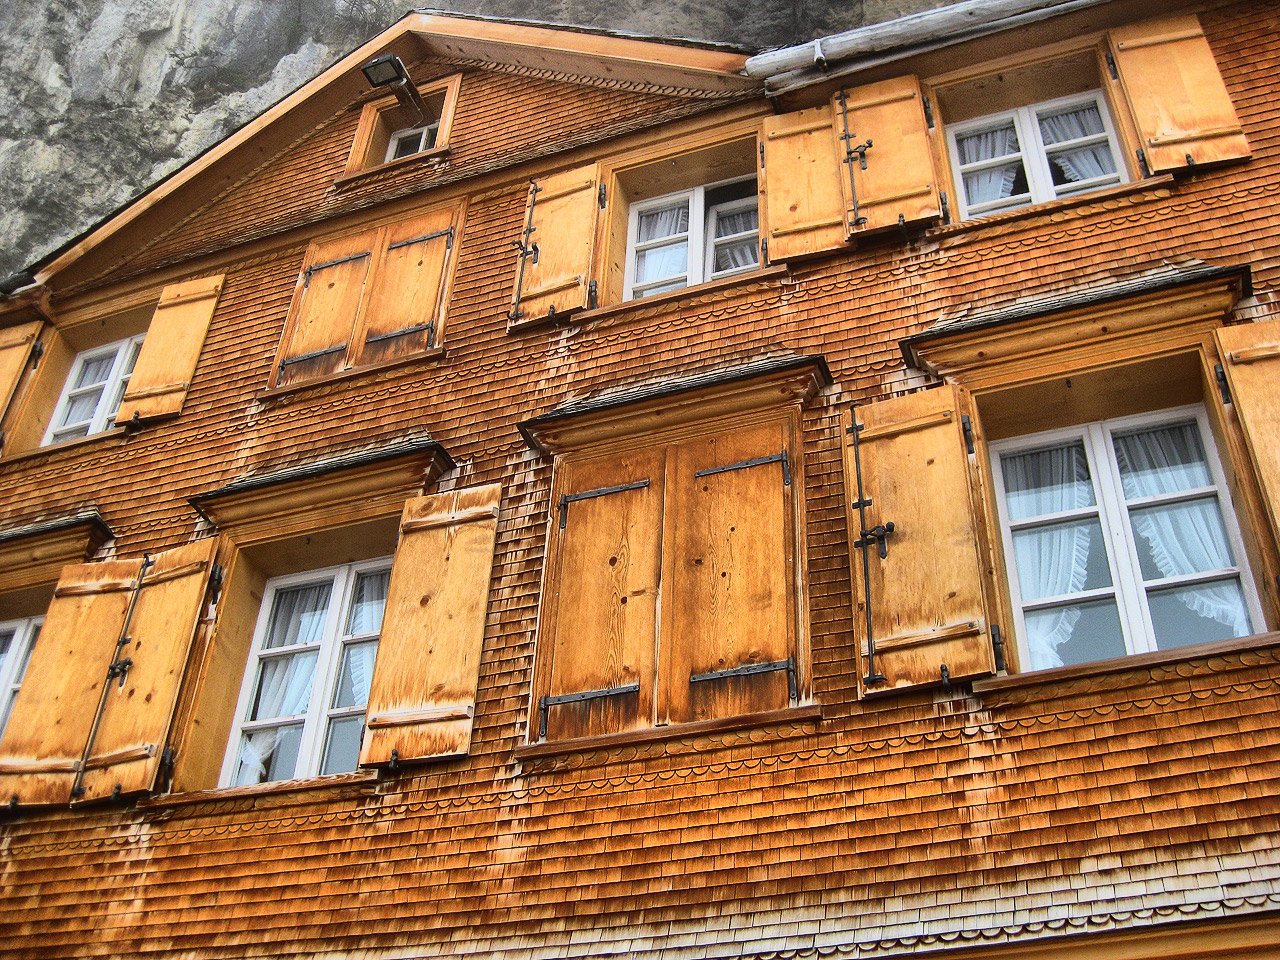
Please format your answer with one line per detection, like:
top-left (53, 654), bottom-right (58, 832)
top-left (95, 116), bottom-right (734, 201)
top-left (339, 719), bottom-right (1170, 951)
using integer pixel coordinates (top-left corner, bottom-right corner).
top-left (957, 124), bottom-right (1021, 205)
top-left (1040, 105), bottom-right (1115, 186)
top-left (712, 207), bottom-right (760, 273)
top-left (1113, 425), bottom-right (1249, 634)
top-left (1004, 444), bottom-right (1096, 669)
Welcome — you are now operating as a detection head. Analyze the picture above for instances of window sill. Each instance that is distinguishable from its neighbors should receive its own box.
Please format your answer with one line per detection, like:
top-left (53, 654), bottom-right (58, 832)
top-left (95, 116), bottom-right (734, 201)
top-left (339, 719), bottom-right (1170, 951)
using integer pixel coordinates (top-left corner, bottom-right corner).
top-left (506, 265), bottom-right (790, 334)
top-left (137, 769), bottom-right (381, 809)
top-left (334, 146), bottom-right (451, 189)
top-left (0, 427), bottom-right (129, 466)
top-left (972, 630), bottom-right (1280, 697)
top-left (257, 347), bottom-right (446, 401)
top-left (513, 703), bottom-right (823, 762)
top-left (934, 175), bottom-right (1177, 238)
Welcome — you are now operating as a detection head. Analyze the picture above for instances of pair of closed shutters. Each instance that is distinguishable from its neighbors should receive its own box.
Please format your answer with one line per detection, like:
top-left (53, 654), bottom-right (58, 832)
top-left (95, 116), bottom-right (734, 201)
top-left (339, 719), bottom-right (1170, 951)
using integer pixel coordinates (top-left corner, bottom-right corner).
top-left (276, 206), bottom-right (457, 386)
top-left (0, 276), bottom-right (223, 433)
top-left (538, 419), bottom-right (799, 741)
top-left (0, 483), bottom-right (501, 806)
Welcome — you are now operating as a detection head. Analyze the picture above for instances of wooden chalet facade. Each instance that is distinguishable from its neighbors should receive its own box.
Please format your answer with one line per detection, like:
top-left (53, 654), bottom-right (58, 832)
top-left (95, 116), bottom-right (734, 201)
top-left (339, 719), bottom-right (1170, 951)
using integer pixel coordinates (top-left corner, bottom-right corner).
top-left (0, 0), bottom-right (1279, 955)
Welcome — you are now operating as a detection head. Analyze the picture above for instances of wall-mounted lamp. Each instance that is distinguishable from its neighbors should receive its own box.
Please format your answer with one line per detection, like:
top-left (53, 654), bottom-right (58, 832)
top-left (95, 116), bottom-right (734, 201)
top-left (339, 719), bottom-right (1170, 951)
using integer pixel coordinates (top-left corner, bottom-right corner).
top-left (361, 53), bottom-right (429, 123)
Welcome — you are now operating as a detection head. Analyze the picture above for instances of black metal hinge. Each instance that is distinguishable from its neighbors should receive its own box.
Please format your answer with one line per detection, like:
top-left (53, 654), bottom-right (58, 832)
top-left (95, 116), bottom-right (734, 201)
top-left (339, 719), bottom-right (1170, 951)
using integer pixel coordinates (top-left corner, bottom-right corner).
top-left (278, 342), bottom-right (345, 375)
top-left (1215, 363), bottom-right (1232, 405)
top-left (598, 183), bottom-right (607, 208)
top-left (693, 451), bottom-right (790, 486)
top-left (208, 562), bottom-right (224, 607)
top-left (1136, 148), bottom-right (1152, 178)
top-left (303, 251), bottom-right (370, 287)
top-left (538, 682), bottom-right (640, 739)
top-left (853, 522), bottom-right (896, 560)
top-left (30, 340), bottom-right (43, 365)
top-left (107, 656), bottom-right (134, 687)
top-left (990, 624), bottom-right (1007, 673)
top-left (387, 226), bottom-right (453, 252)
top-left (1104, 50), bottom-right (1119, 81)
top-left (558, 479), bottom-right (650, 529)
top-left (939, 191), bottom-right (951, 225)
top-left (759, 141), bottom-right (766, 172)
top-left (587, 279), bottom-right (598, 310)
top-left (690, 658), bottom-right (798, 704)
top-left (922, 95), bottom-right (935, 129)
top-left (365, 321), bottom-right (434, 347)
top-left (961, 414), bottom-right (975, 455)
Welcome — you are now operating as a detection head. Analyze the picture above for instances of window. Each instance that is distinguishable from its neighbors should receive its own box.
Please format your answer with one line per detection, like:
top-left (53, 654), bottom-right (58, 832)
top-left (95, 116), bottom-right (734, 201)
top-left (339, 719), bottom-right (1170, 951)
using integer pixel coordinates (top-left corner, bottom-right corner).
top-left (345, 73), bottom-right (460, 176)
top-left (42, 335), bottom-right (143, 445)
top-left (623, 176), bottom-right (760, 299)
top-left (948, 92), bottom-right (1126, 219)
top-left (273, 205), bottom-right (459, 386)
top-left (991, 408), bottom-right (1262, 672)
top-left (223, 560), bottom-right (390, 786)
top-left (386, 122), bottom-right (439, 162)
top-left (0, 617), bottom-right (40, 740)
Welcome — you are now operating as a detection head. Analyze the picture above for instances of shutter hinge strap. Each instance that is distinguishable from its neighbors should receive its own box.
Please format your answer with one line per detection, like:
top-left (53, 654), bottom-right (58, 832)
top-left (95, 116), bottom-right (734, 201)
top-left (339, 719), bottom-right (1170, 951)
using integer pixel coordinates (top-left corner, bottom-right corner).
top-left (303, 250), bottom-right (371, 287)
top-left (1105, 49), bottom-right (1120, 81)
top-left (598, 183), bottom-right (607, 208)
top-left (690, 658), bottom-right (798, 705)
top-left (387, 226), bottom-right (453, 251)
top-left (558, 479), bottom-right (650, 529)
top-left (1136, 148), bottom-right (1151, 178)
top-left (922, 95), bottom-right (935, 129)
top-left (538, 683), bottom-right (641, 739)
top-left (693, 450), bottom-right (790, 485)
top-left (990, 624), bottom-right (1008, 673)
top-left (961, 414), bottom-right (975, 455)
top-left (1215, 363), bottom-right (1232, 405)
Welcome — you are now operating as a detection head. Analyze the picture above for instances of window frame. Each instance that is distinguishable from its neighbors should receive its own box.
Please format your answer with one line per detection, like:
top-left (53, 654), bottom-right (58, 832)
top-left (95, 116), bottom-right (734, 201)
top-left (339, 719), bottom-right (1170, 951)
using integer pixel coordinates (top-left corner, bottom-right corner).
top-left (343, 73), bottom-right (461, 179)
top-left (42, 334), bottom-right (144, 446)
top-left (220, 557), bottom-right (392, 787)
top-left (384, 121), bottom-right (440, 163)
top-left (946, 89), bottom-right (1128, 220)
top-left (0, 616), bottom-right (41, 741)
top-left (622, 174), bottom-right (760, 301)
top-left (989, 404), bottom-right (1265, 671)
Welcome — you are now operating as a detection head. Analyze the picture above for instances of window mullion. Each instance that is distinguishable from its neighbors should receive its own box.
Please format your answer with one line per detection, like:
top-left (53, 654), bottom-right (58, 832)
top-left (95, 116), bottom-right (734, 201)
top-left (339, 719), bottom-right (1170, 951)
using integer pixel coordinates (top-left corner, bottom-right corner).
top-left (690, 186), bottom-right (707, 287)
top-left (297, 568), bottom-right (357, 778)
top-left (1017, 105), bottom-right (1055, 205)
top-left (91, 341), bottom-right (133, 434)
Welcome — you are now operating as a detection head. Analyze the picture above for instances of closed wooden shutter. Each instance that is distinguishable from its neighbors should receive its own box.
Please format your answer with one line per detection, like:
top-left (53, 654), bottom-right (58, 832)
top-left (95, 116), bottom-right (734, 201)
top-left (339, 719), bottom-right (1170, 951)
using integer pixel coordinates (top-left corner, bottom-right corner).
top-left (836, 76), bottom-right (940, 234)
top-left (510, 166), bottom-right (600, 323)
top-left (360, 483), bottom-right (501, 766)
top-left (1110, 14), bottom-right (1250, 172)
top-left (277, 230), bottom-right (375, 386)
top-left (1216, 320), bottom-right (1280, 546)
top-left (847, 386), bottom-right (994, 693)
top-left (0, 320), bottom-right (42, 423)
top-left (0, 558), bottom-right (141, 806)
top-left (115, 275), bottom-right (223, 424)
top-left (762, 105), bottom-right (848, 260)
top-left (357, 208), bottom-right (454, 366)
top-left (662, 420), bottom-right (797, 723)
top-left (77, 538), bottom-right (216, 801)
top-left (538, 451), bottom-right (662, 741)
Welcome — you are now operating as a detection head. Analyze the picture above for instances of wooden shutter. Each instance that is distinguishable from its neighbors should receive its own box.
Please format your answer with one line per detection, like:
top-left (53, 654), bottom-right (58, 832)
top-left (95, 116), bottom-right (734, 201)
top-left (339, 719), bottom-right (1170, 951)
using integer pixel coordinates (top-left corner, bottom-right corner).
top-left (115, 275), bottom-right (223, 424)
top-left (276, 230), bottom-right (375, 386)
top-left (0, 320), bottom-right (42, 422)
top-left (537, 451), bottom-right (662, 741)
top-left (510, 166), bottom-right (600, 324)
top-left (0, 558), bottom-right (141, 806)
top-left (77, 539), bottom-right (216, 802)
top-left (662, 420), bottom-right (798, 724)
top-left (1110, 14), bottom-right (1250, 172)
top-left (360, 483), bottom-right (501, 766)
top-left (1216, 321), bottom-right (1280, 546)
top-left (357, 207), bottom-right (454, 366)
top-left (762, 105), bottom-right (848, 260)
top-left (836, 76), bottom-right (940, 234)
top-left (847, 386), bottom-right (994, 693)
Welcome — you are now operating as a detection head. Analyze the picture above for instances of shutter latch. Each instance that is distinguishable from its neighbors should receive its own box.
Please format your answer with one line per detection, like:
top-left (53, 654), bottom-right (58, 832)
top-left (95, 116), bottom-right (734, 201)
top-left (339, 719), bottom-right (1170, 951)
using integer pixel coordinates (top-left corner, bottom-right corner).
top-left (854, 522), bottom-right (896, 560)
top-left (107, 657), bottom-right (134, 687)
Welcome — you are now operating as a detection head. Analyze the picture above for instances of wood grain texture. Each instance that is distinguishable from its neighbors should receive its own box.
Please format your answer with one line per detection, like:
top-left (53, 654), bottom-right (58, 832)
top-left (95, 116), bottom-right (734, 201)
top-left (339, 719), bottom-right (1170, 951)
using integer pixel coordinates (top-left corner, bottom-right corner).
top-left (1217, 319), bottom-right (1280, 550)
top-left (511, 166), bottom-right (600, 322)
top-left (762, 104), bottom-right (848, 260)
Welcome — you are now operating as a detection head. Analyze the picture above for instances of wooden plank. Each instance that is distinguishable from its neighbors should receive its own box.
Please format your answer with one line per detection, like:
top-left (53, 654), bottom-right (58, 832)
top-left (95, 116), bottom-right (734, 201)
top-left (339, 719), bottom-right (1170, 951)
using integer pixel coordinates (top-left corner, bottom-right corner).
top-left (538, 450), bottom-right (663, 740)
top-left (661, 419), bottom-right (796, 724)
top-left (0, 320), bottom-right (42, 426)
top-left (1216, 321), bottom-right (1280, 551)
top-left (762, 105), bottom-right (848, 260)
top-left (511, 166), bottom-right (600, 322)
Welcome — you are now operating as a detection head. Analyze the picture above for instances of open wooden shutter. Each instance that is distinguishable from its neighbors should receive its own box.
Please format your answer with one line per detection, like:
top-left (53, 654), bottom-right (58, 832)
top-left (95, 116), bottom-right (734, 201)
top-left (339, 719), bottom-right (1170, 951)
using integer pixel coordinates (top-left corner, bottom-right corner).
top-left (357, 207), bottom-right (455, 366)
top-left (360, 483), bottom-right (501, 765)
top-left (77, 539), bottom-right (216, 802)
top-left (835, 76), bottom-right (940, 234)
top-left (0, 558), bottom-right (141, 806)
top-left (510, 166), bottom-right (599, 324)
top-left (0, 320), bottom-right (42, 429)
top-left (276, 230), bottom-right (375, 386)
top-left (662, 420), bottom-right (798, 724)
top-left (762, 105), bottom-right (848, 260)
top-left (115, 276), bottom-right (223, 424)
top-left (1110, 14), bottom-right (1250, 172)
top-left (1216, 320), bottom-right (1280, 546)
top-left (537, 450), bottom-right (662, 741)
top-left (847, 386), bottom-right (994, 693)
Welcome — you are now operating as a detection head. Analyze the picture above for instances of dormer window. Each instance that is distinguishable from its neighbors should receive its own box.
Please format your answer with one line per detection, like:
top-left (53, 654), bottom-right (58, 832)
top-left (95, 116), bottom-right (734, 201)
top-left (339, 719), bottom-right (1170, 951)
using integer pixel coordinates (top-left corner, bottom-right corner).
top-left (386, 122), bottom-right (440, 162)
top-left (344, 73), bottom-right (461, 178)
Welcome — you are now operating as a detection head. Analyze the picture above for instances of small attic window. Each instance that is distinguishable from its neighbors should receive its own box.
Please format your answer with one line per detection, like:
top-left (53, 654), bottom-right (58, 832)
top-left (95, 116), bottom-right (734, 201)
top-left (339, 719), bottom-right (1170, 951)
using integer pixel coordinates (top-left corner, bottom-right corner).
top-left (344, 73), bottom-right (461, 178)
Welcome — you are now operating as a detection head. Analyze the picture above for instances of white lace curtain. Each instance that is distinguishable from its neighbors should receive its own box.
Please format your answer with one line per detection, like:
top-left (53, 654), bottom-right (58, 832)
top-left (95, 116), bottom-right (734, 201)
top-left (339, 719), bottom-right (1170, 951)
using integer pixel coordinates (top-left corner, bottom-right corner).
top-left (1039, 105), bottom-right (1115, 185)
top-left (1005, 444), bottom-right (1096, 670)
top-left (712, 207), bottom-right (760, 273)
top-left (957, 123), bottom-right (1021, 205)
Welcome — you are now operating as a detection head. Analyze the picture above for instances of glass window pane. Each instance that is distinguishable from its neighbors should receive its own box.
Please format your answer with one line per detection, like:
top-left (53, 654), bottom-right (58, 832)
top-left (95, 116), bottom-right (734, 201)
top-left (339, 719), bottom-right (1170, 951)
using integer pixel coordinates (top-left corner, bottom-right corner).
top-left (73, 353), bottom-right (116, 389)
top-left (963, 163), bottom-right (1029, 207)
top-left (1047, 145), bottom-right (1117, 188)
top-left (636, 280), bottom-right (686, 298)
top-left (391, 130), bottom-right (423, 159)
top-left (346, 570), bottom-right (390, 636)
top-left (714, 206), bottom-right (758, 238)
top-left (332, 639), bottom-right (378, 709)
top-left (59, 389), bottom-right (104, 427)
top-left (635, 242), bottom-right (688, 285)
top-left (264, 581), bottom-right (333, 649)
top-left (956, 122), bottom-right (1020, 164)
top-left (1001, 441), bottom-right (1095, 520)
top-left (1024, 598), bottom-right (1125, 670)
top-left (249, 650), bottom-right (318, 721)
top-left (1148, 580), bottom-right (1250, 650)
top-left (637, 203), bottom-right (689, 242)
top-left (1012, 518), bottom-right (1112, 600)
top-left (14, 626), bottom-right (36, 682)
top-left (320, 716), bottom-right (366, 776)
top-left (713, 238), bottom-right (759, 275)
top-left (51, 425), bottom-right (91, 444)
top-left (1112, 422), bottom-right (1211, 499)
top-left (0, 629), bottom-right (13, 672)
top-left (1129, 498), bottom-right (1235, 581)
top-left (1037, 103), bottom-right (1105, 144)
top-left (234, 723), bottom-right (304, 785)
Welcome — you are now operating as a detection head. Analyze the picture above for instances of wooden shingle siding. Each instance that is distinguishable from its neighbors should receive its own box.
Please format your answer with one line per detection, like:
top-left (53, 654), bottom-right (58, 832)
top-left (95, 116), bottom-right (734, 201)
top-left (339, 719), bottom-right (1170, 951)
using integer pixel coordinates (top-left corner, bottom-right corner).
top-left (0, 2), bottom-right (1279, 957)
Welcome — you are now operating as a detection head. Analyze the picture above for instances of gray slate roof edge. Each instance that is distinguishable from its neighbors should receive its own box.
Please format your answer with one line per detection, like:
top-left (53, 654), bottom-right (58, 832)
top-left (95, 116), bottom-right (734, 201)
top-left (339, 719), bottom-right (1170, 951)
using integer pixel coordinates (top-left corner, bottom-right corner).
top-left (0, 509), bottom-right (112, 547)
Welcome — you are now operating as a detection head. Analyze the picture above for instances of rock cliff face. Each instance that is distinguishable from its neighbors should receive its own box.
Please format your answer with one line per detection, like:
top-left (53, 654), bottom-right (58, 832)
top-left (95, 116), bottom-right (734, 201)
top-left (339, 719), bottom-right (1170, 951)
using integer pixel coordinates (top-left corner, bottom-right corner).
top-left (0, 0), bottom-right (951, 278)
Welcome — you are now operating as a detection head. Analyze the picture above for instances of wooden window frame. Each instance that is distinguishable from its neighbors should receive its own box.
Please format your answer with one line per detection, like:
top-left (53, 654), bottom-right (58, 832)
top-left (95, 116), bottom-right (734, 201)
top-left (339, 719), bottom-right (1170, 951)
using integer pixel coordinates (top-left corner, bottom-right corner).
top-left (220, 558), bottom-right (392, 787)
top-left (42, 334), bottom-right (144, 446)
top-left (344, 73), bottom-right (462, 178)
top-left (989, 405), bottom-right (1264, 672)
top-left (946, 90), bottom-right (1128, 220)
top-left (385, 122), bottom-right (439, 163)
top-left (0, 616), bottom-right (40, 741)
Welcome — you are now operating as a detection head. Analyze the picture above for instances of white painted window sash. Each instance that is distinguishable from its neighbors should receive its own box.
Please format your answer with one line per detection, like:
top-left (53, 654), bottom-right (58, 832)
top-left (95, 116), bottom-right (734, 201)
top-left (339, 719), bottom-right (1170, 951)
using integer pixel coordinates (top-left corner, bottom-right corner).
top-left (0, 616), bottom-right (41, 741)
top-left (43, 334), bottom-right (145, 446)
